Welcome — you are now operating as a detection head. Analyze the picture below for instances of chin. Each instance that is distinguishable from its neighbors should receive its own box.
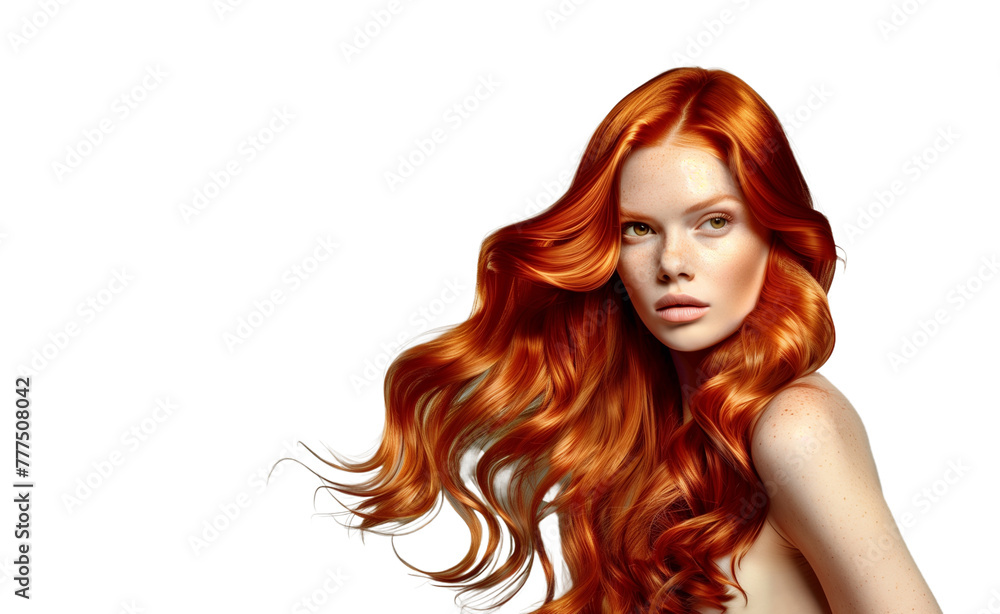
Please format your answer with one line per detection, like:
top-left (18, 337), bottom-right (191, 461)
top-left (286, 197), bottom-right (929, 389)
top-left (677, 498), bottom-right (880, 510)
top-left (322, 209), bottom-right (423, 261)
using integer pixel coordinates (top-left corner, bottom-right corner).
top-left (647, 327), bottom-right (713, 352)
top-left (659, 337), bottom-right (716, 353)
top-left (650, 322), bottom-right (742, 354)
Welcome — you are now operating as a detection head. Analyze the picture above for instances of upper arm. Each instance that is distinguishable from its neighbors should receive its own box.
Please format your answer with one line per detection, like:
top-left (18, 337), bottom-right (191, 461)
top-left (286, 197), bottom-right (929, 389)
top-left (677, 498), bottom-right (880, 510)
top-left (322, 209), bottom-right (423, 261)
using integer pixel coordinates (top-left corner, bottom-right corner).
top-left (750, 380), bottom-right (942, 613)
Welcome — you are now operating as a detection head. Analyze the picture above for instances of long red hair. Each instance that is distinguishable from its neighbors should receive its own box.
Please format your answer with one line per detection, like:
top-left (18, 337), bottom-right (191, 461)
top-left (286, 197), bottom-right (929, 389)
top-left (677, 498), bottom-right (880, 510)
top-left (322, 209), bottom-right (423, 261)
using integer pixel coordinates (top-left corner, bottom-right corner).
top-left (300, 67), bottom-right (840, 612)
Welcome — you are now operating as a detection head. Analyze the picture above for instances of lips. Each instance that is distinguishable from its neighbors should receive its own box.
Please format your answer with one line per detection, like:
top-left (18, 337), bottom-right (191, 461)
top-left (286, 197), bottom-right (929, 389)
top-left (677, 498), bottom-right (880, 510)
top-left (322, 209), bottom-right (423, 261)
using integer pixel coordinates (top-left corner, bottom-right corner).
top-left (656, 305), bottom-right (709, 323)
top-left (654, 293), bottom-right (708, 310)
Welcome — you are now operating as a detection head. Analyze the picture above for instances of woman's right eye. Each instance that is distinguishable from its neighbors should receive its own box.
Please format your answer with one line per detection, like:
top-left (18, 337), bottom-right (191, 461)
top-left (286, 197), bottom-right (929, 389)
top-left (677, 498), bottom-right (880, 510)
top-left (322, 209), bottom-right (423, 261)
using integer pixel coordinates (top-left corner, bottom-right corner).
top-left (622, 222), bottom-right (652, 237)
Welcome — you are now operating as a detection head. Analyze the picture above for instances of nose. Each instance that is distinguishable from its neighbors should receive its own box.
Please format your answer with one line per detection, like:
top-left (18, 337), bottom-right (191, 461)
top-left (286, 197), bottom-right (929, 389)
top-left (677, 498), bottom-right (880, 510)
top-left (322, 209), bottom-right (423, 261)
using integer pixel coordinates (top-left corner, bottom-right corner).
top-left (657, 232), bottom-right (693, 282)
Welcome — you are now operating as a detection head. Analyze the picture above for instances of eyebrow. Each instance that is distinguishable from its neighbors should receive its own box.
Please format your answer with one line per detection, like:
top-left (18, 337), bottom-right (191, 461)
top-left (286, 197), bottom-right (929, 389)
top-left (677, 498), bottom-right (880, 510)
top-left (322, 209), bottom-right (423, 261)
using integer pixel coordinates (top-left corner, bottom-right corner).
top-left (619, 193), bottom-right (741, 219)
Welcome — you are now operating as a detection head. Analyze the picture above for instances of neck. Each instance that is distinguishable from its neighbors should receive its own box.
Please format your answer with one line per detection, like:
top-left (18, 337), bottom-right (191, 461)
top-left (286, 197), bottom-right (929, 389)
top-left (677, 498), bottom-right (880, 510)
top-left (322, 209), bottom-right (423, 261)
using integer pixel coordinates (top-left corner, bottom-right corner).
top-left (670, 347), bottom-right (711, 425)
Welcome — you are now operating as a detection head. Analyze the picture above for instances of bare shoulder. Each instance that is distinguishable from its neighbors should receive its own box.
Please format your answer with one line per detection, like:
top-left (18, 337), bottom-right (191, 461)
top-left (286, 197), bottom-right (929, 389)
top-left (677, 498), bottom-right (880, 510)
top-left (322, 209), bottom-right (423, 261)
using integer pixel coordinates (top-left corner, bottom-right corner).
top-left (750, 371), bottom-right (880, 517)
top-left (750, 371), bottom-right (871, 476)
top-left (760, 371), bottom-right (851, 418)
top-left (748, 371), bottom-right (943, 612)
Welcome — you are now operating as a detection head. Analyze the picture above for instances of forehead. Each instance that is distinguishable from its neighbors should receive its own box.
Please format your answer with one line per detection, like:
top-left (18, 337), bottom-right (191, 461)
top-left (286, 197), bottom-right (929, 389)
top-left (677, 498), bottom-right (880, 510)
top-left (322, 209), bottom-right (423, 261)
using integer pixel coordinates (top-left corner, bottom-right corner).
top-left (618, 143), bottom-right (739, 208)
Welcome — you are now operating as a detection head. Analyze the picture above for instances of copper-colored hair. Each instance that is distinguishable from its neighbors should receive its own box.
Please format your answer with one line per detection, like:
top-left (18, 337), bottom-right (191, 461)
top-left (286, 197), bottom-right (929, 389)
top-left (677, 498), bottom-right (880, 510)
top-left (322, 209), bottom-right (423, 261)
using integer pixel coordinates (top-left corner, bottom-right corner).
top-left (299, 67), bottom-right (841, 612)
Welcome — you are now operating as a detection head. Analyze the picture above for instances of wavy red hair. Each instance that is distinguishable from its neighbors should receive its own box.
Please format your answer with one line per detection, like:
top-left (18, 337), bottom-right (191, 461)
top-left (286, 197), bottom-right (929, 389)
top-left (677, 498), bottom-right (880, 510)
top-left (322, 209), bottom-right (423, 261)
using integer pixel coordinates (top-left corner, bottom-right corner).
top-left (297, 67), bottom-right (842, 613)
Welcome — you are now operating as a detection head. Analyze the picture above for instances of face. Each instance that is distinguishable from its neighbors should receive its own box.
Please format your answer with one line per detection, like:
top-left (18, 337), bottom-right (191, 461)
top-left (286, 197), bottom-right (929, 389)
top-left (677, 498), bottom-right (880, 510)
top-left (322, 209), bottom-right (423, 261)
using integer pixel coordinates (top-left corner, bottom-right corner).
top-left (615, 140), bottom-right (772, 354)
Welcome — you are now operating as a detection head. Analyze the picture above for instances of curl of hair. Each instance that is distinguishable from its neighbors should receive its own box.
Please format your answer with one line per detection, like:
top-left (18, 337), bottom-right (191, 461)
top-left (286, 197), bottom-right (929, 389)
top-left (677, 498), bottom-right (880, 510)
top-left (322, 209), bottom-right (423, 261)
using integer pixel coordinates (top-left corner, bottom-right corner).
top-left (304, 67), bottom-right (842, 613)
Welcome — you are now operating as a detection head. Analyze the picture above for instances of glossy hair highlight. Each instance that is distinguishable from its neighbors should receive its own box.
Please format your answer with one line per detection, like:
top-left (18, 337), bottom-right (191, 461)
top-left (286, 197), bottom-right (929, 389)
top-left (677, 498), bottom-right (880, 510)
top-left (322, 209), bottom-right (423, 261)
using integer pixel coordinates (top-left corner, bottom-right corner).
top-left (301, 67), bottom-right (841, 613)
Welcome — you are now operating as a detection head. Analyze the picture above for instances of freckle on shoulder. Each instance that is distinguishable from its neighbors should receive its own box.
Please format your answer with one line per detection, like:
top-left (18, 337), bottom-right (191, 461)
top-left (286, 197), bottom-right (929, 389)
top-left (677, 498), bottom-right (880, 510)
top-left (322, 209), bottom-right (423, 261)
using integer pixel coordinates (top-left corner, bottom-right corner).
top-left (752, 372), bottom-right (852, 442)
top-left (774, 372), bottom-right (843, 409)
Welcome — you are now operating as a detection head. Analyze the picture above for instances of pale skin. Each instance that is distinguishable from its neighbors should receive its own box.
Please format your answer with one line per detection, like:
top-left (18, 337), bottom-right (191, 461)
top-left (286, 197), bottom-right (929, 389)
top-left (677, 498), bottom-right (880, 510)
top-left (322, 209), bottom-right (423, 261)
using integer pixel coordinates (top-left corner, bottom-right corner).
top-left (615, 138), bottom-right (942, 612)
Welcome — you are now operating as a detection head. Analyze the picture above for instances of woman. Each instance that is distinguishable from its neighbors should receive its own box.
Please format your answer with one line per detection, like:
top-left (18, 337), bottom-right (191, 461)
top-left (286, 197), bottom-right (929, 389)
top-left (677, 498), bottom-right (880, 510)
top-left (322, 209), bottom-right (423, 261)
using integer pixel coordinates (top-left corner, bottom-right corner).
top-left (302, 67), bottom-right (942, 613)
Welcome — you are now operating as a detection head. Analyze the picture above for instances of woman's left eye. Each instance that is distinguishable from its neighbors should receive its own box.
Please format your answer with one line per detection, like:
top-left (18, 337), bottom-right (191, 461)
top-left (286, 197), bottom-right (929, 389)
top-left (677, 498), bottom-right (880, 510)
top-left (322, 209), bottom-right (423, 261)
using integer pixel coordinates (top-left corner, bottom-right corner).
top-left (704, 215), bottom-right (733, 231)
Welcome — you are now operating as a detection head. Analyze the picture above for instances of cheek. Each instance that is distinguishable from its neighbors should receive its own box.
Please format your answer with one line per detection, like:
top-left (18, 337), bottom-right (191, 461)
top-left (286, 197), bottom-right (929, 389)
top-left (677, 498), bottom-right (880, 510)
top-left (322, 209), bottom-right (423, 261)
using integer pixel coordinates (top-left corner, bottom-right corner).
top-left (615, 255), bottom-right (641, 293)
top-left (615, 269), bottom-right (636, 301)
top-left (617, 249), bottom-right (657, 286)
top-left (720, 246), bottom-right (768, 306)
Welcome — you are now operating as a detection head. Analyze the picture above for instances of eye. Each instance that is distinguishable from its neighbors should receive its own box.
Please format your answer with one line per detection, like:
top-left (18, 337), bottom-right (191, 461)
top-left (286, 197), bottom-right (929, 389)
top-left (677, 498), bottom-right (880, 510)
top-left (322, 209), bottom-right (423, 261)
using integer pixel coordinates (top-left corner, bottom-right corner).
top-left (703, 214), bottom-right (734, 231)
top-left (622, 222), bottom-right (652, 237)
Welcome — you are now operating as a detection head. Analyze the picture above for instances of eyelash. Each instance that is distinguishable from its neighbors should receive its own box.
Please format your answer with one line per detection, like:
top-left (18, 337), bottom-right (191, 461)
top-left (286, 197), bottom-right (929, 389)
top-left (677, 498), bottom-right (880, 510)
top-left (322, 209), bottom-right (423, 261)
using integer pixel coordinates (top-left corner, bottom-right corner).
top-left (621, 213), bottom-right (735, 238)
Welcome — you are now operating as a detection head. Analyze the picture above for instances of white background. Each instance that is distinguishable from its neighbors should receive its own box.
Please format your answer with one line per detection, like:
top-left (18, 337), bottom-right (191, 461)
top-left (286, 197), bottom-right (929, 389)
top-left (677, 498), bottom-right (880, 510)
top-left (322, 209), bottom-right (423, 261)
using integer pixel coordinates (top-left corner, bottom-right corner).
top-left (1, 0), bottom-right (996, 612)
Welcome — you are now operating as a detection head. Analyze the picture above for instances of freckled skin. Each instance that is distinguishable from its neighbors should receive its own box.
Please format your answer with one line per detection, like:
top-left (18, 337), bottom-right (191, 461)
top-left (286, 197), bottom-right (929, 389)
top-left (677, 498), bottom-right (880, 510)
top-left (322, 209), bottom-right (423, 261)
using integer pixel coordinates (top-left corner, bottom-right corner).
top-left (616, 141), bottom-right (772, 356)
top-left (752, 376), bottom-right (943, 612)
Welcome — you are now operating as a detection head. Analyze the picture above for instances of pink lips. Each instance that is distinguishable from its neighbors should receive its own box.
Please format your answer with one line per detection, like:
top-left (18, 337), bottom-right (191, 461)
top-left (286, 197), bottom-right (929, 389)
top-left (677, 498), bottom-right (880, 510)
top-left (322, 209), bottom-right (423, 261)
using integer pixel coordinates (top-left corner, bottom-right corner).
top-left (654, 293), bottom-right (708, 310)
top-left (657, 305), bottom-right (709, 323)
top-left (654, 293), bottom-right (709, 323)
